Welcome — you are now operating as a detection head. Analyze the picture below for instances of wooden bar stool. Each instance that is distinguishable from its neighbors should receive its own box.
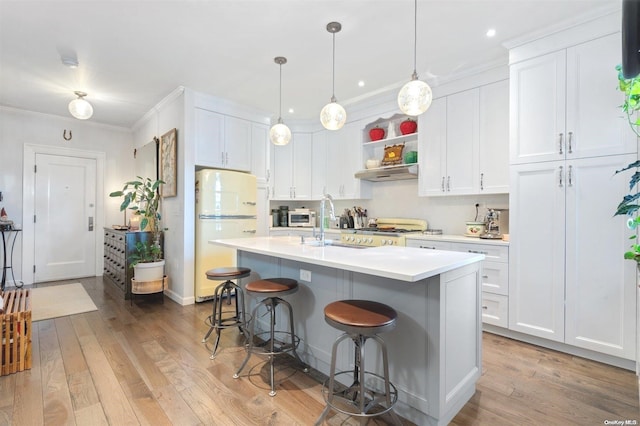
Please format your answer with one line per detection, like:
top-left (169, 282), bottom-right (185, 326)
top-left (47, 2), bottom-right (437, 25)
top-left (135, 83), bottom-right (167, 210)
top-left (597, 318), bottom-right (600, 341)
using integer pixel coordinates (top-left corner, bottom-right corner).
top-left (233, 278), bottom-right (308, 396)
top-left (201, 266), bottom-right (251, 359)
top-left (315, 300), bottom-right (402, 426)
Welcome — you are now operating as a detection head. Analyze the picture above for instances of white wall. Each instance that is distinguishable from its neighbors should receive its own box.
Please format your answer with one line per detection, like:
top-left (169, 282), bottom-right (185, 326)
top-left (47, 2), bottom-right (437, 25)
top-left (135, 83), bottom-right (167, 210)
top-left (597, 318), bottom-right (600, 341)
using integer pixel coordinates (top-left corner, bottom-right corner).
top-left (132, 88), bottom-right (188, 304)
top-left (0, 106), bottom-right (132, 285)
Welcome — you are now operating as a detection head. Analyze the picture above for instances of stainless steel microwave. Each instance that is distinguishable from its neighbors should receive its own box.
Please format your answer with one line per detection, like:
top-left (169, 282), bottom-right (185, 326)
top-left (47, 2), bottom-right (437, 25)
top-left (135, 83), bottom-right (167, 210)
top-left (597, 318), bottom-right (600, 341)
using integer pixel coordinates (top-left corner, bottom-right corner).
top-left (288, 209), bottom-right (316, 227)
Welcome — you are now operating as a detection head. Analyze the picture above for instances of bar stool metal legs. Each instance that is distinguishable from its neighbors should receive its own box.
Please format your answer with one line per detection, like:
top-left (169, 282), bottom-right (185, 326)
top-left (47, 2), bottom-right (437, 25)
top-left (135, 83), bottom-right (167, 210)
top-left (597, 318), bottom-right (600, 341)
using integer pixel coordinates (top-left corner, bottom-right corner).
top-left (202, 279), bottom-right (247, 358)
top-left (315, 299), bottom-right (402, 425)
top-left (201, 266), bottom-right (251, 359)
top-left (233, 278), bottom-right (308, 397)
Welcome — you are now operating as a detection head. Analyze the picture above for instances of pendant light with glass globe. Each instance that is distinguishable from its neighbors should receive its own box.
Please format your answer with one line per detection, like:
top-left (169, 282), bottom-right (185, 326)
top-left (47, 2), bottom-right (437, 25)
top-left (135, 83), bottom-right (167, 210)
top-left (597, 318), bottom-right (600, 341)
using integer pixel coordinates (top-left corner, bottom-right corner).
top-left (270, 56), bottom-right (292, 146)
top-left (397, 0), bottom-right (432, 116)
top-left (320, 21), bottom-right (347, 131)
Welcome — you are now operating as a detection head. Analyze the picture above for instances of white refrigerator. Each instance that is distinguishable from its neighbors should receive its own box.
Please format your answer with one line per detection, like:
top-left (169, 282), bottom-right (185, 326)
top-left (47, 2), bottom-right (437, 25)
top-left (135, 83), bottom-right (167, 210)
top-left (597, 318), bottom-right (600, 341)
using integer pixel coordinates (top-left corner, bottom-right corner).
top-left (194, 169), bottom-right (257, 302)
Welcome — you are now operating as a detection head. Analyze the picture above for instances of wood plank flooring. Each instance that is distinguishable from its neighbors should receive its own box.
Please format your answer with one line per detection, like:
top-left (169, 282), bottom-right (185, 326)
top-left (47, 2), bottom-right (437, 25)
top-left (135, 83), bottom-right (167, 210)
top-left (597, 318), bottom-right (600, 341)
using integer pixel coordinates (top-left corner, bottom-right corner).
top-left (0, 277), bottom-right (637, 425)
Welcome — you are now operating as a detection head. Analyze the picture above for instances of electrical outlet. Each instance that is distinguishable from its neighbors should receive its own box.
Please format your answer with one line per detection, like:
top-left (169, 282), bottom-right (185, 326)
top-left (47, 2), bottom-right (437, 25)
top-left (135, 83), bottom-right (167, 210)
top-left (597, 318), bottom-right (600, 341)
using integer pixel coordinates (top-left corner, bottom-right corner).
top-left (299, 269), bottom-right (312, 282)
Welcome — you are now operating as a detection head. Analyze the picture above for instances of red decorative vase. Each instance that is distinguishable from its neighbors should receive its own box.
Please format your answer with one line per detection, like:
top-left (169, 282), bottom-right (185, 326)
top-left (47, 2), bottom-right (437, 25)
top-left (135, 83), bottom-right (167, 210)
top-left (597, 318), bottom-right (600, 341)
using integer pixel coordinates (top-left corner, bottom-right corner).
top-left (369, 127), bottom-right (385, 141)
top-left (400, 119), bottom-right (418, 135)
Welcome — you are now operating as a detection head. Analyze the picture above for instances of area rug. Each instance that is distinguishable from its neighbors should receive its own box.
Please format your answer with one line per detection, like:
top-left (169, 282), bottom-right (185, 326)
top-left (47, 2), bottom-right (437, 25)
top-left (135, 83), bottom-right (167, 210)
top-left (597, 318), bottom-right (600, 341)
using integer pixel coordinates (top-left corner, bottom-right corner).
top-left (31, 282), bottom-right (98, 321)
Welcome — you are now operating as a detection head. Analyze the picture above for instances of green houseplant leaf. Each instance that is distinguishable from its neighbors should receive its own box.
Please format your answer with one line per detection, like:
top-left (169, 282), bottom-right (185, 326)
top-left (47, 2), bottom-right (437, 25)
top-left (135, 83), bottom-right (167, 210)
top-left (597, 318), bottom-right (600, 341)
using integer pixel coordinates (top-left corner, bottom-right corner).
top-left (109, 176), bottom-right (166, 263)
top-left (613, 65), bottom-right (640, 263)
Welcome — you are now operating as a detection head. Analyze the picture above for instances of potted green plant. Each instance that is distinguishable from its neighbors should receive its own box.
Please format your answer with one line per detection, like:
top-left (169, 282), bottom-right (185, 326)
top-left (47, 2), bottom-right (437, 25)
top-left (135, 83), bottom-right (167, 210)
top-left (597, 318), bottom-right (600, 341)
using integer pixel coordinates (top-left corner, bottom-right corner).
top-left (613, 64), bottom-right (640, 264)
top-left (110, 176), bottom-right (166, 281)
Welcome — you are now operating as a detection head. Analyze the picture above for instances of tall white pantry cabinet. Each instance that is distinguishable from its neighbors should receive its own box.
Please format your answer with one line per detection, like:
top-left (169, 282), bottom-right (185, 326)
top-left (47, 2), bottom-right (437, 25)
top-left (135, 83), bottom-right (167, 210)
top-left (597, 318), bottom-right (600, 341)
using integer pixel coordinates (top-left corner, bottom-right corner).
top-left (508, 22), bottom-right (637, 360)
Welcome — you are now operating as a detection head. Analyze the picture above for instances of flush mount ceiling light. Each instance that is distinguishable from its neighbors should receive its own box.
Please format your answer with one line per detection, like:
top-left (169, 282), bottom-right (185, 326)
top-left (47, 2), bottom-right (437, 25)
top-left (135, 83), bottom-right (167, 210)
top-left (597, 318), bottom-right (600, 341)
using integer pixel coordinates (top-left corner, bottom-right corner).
top-left (61, 56), bottom-right (79, 68)
top-left (320, 21), bottom-right (347, 131)
top-left (397, 0), bottom-right (433, 116)
top-left (269, 56), bottom-right (292, 146)
top-left (68, 91), bottom-right (93, 120)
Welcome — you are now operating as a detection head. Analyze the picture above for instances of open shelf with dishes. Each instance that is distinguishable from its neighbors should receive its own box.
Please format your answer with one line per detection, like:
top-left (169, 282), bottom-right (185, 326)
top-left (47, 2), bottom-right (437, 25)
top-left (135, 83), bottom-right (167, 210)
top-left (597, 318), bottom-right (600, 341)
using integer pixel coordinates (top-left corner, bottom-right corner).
top-left (356, 113), bottom-right (419, 181)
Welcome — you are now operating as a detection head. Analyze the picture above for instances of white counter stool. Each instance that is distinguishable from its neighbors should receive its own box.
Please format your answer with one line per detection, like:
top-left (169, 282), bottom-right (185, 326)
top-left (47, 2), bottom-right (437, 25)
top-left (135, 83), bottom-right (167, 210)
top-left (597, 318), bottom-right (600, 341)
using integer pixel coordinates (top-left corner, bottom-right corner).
top-left (233, 278), bottom-right (308, 396)
top-left (201, 266), bottom-right (251, 359)
top-left (315, 299), bottom-right (402, 426)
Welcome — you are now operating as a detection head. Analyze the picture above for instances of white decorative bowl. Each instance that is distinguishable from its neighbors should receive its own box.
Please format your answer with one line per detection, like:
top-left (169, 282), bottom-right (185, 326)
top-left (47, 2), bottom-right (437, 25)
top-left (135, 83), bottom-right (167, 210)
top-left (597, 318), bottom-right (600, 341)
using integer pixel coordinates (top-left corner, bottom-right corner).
top-left (465, 221), bottom-right (486, 236)
top-left (366, 159), bottom-right (381, 169)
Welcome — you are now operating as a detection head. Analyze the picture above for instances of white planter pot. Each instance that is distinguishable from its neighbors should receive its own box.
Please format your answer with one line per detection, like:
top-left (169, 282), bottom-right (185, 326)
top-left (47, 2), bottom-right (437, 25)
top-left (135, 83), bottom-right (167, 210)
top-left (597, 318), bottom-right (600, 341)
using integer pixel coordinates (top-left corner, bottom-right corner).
top-left (133, 260), bottom-right (165, 282)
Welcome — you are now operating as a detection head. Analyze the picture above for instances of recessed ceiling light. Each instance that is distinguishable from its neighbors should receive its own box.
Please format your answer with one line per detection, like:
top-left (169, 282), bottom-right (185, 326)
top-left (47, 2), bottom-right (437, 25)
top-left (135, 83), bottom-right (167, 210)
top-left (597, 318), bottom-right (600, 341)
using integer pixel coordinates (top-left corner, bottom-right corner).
top-left (288, 108), bottom-right (294, 114)
top-left (486, 28), bottom-right (496, 38)
top-left (358, 81), bottom-right (365, 87)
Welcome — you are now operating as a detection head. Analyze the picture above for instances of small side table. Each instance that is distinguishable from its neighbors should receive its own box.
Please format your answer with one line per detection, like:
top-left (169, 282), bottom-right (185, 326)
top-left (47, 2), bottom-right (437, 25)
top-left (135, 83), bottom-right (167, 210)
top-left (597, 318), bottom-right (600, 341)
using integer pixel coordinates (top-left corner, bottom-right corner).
top-left (1, 228), bottom-right (24, 291)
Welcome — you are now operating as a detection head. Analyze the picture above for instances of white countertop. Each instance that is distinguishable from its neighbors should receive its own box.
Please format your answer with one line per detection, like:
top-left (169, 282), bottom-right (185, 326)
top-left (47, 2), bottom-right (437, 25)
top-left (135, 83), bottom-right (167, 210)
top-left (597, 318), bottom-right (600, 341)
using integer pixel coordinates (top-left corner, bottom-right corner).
top-left (211, 236), bottom-right (484, 282)
top-left (406, 233), bottom-right (509, 246)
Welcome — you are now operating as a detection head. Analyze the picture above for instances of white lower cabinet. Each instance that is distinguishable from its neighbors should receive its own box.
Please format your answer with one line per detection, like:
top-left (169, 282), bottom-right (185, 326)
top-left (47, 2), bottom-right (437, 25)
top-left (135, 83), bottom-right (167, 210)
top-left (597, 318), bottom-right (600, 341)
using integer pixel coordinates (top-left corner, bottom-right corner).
top-left (407, 238), bottom-right (509, 326)
top-left (509, 155), bottom-right (637, 360)
top-left (481, 293), bottom-right (509, 328)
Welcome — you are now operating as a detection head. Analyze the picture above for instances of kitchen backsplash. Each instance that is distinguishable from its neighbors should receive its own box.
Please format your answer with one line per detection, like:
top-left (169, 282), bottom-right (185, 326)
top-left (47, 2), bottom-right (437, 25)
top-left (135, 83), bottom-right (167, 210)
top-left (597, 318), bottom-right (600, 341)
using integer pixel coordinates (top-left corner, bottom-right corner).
top-left (270, 179), bottom-right (509, 235)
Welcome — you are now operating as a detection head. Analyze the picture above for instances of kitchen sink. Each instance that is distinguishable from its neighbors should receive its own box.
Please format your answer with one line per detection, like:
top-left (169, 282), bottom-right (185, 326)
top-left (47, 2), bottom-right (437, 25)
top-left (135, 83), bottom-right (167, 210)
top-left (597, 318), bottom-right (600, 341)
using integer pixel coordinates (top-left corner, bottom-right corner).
top-left (304, 239), bottom-right (370, 249)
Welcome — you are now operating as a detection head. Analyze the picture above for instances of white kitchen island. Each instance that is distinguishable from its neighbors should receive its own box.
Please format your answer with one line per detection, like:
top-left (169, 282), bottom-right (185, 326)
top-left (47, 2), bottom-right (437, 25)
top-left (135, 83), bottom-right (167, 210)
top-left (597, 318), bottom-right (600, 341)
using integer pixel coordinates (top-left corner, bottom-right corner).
top-left (211, 236), bottom-right (484, 426)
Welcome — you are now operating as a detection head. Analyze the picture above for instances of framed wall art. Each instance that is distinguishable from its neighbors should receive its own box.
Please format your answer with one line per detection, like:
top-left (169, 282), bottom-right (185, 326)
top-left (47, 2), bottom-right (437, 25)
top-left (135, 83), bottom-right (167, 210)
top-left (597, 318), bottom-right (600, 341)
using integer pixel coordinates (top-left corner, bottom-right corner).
top-left (160, 128), bottom-right (177, 197)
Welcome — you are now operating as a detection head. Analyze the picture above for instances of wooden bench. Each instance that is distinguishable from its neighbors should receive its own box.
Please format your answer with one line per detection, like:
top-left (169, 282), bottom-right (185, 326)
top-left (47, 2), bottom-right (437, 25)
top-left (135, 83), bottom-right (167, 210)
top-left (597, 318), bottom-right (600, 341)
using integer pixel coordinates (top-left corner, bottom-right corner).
top-left (0, 289), bottom-right (32, 375)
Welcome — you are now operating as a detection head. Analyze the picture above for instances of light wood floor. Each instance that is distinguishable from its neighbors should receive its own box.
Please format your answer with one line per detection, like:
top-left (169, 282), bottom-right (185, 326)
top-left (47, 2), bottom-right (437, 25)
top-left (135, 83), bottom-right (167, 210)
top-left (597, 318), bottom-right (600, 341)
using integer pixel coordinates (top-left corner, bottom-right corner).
top-left (0, 277), bottom-right (638, 425)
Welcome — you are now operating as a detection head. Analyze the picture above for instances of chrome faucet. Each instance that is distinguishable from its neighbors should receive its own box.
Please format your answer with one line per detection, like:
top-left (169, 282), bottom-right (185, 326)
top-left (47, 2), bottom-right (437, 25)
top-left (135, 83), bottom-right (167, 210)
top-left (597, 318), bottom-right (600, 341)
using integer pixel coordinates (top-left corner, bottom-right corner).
top-left (315, 193), bottom-right (336, 246)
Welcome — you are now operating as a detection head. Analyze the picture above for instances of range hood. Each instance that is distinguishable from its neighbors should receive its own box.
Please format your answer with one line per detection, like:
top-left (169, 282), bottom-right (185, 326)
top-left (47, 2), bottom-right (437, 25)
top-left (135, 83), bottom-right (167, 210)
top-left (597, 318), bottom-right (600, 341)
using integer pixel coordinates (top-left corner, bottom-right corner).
top-left (354, 164), bottom-right (419, 182)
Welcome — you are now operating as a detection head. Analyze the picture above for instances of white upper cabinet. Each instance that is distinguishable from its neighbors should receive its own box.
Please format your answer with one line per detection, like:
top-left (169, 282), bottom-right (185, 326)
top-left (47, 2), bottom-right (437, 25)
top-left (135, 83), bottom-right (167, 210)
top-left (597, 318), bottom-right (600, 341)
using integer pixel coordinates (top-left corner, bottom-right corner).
top-left (419, 97), bottom-right (447, 195)
top-left (510, 33), bottom-right (635, 164)
top-left (419, 89), bottom-right (480, 196)
top-left (565, 33), bottom-right (636, 159)
top-left (479, 80), bottom-right (510, 193)
top-left (311, 131), bottom-right (328, 199)
top-left (195, 108), bottom-right (252, 172)
top-left (509, 51), bottom-right (566, 164)
top-left (446, 89), bottom-right (480, 194)
top-left (271, 132), bottom-right (312, 200)
top-left (250, 123), bottom-right (270, 184)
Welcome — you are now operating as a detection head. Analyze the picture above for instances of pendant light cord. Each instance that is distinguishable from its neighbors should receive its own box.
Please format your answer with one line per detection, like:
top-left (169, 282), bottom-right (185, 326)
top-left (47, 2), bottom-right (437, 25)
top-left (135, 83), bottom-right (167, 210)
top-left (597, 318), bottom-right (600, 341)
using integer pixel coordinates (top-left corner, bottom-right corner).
top-left (278, 62), bottom-right (283, 121)
top-left (412, 0), bottom-right (418, 77)
top-left (332, 31), bottom-right (336, 100)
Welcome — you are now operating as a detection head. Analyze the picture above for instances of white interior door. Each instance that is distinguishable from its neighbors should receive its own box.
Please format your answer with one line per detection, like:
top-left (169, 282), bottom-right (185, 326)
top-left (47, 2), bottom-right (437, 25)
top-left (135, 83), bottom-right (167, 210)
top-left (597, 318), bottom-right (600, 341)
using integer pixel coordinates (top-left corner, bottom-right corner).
top-left (34, 154), bottom-right (97, 282)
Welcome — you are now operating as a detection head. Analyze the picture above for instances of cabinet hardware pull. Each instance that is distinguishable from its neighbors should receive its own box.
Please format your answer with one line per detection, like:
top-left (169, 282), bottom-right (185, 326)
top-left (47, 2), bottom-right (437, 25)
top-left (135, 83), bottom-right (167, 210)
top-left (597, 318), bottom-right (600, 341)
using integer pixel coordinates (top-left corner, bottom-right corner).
top-left (468, 250), bottom-right (488, 254)
top-left (441, 177), bottom-right (445, 192)
top-left (225, 152), bottom-right (229, 164)
top-left (558, 133), bottom-right (564, 155)
top-left (266, 169), bottom-right (270, 182)
top-left (243, 201), bottom-right (257, 206)
top-left (558, 166), bottom-right (563, 187)
top-left (88, 216), bottom-right (94, 231)
top-left (482, 306), bottom-right (488, 310)
top-left (447, 176), bottom-right (451, 191)
top-left (420, 246), bottom-right (436, 250)
top-left (567, 131), bottom-right (573, 154)
top-left (243, 230), bottom-right (257, 233)
top-left (221, 151), bottom-right (225, 164)
top-left (480, 173), bottom-right (484, 191)
top-left (482, 275), bottom-right (489, 279)
top-left (568, 165), bottom-right (573, 187)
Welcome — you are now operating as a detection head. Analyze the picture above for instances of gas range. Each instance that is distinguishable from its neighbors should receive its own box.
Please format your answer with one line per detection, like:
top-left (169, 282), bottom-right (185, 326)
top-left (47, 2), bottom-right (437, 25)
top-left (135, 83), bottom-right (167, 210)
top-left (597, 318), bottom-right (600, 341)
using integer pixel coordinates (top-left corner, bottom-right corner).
top-left (339, 218), bottom-right (427, 247)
